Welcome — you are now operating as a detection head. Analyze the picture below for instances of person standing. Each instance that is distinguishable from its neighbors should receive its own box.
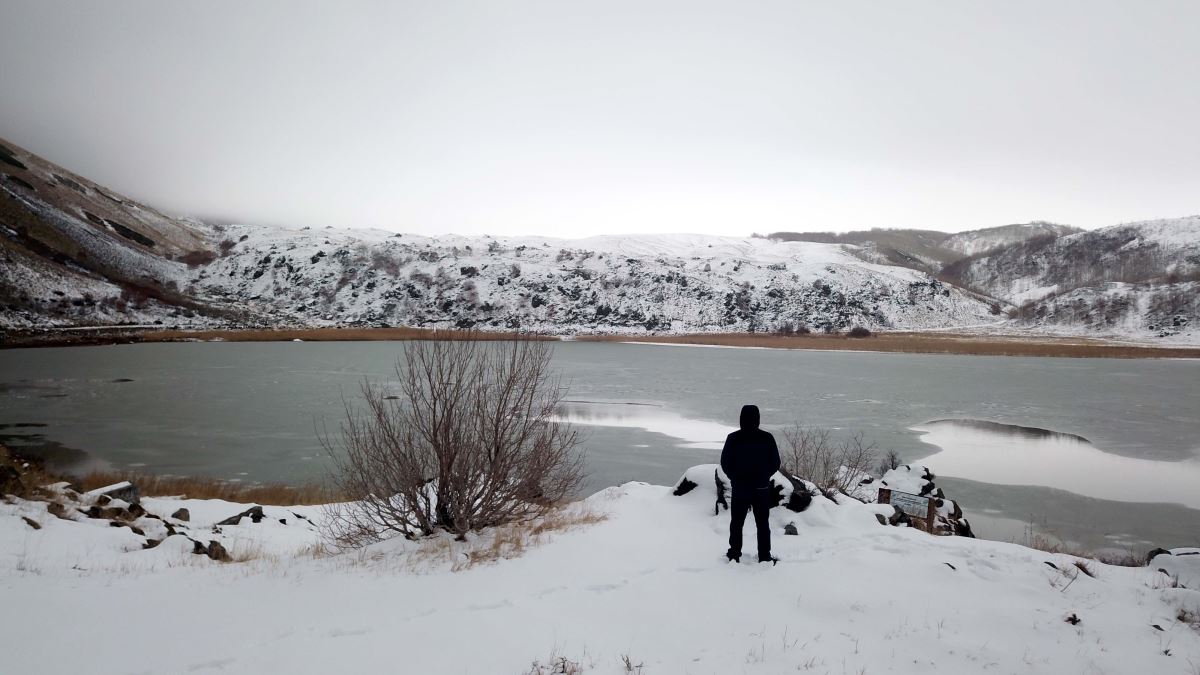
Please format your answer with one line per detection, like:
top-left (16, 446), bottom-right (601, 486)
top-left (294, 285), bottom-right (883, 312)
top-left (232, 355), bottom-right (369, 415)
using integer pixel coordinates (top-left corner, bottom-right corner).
top-left (720, 404), bottom-right (781, 564)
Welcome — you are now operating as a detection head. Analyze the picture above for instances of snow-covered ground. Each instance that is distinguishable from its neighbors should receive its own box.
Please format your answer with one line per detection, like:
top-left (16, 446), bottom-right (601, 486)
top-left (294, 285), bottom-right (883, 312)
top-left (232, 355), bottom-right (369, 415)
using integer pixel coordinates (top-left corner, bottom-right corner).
top-left (3, 469), bottom-right (1198, 674)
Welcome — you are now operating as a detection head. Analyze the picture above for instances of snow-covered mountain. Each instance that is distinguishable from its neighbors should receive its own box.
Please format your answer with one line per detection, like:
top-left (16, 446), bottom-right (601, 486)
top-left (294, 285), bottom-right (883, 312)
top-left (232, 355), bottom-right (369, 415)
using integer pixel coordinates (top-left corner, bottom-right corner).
top-left (2, 136), bottom-right (1198, 340)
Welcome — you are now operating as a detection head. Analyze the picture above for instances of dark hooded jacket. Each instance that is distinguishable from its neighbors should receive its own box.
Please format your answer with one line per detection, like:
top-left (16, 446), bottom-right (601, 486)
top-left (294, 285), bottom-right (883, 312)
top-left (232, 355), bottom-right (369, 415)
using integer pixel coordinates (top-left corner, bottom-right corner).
top-left (719, 405), bottom-right (781, 491)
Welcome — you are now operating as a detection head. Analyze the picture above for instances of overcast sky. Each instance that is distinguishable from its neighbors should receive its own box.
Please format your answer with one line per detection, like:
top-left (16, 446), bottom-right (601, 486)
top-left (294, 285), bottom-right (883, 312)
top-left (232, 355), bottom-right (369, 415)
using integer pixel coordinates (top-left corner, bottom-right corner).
top-left (1, 1), bottom-right (1197, 237)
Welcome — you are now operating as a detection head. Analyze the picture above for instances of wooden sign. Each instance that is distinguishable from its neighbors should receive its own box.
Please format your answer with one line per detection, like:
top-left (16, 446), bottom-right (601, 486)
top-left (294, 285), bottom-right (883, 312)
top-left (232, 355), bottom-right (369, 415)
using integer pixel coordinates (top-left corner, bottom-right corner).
top-left (877, 488), bottom-right (938, 533)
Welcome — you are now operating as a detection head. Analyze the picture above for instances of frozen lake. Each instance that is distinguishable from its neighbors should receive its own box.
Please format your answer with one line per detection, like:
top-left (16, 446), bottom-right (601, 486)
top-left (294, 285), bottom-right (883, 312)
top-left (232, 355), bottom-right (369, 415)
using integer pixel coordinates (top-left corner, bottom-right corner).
top-left (1, 340), bottom-right (1198, 552)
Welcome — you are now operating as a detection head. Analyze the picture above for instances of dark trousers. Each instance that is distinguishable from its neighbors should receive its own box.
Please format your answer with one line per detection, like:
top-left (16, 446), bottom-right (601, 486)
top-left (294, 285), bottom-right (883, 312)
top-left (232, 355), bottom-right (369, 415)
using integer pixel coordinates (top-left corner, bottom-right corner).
top-left (728, 487), bottom-right (772, 559)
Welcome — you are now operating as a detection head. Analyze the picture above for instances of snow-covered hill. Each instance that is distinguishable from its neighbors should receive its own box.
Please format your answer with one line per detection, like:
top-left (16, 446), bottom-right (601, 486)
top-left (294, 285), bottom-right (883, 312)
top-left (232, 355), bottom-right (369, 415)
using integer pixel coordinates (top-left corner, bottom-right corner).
top-left (3, 136), bottom-right (1199, 341)
top-left (942, 216), bottom-right (1200, 339)
top-left (941, 221), bottom-right (1081, 257)
top-left (2, 468), bottom-right (1198, 674)
top-left (193, 223), bottom-right (995, 334)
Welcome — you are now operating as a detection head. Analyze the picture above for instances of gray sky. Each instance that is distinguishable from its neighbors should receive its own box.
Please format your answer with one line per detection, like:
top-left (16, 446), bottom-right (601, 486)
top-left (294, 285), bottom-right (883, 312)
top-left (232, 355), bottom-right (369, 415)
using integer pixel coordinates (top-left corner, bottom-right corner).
top-left (1, 1), bottom-right (1197, 237)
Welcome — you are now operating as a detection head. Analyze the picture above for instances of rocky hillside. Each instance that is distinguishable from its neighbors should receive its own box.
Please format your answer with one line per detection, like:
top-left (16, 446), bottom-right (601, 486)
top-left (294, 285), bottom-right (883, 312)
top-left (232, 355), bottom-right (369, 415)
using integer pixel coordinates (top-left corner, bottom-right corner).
top-left (766, 222), bottom-right (1081, 274)
top-left (941, 217), bottom-right (1200, 338)
top-left (196, 225), bottom-right (994, 334)
top-left (0, 139), bottom-right (250, 328)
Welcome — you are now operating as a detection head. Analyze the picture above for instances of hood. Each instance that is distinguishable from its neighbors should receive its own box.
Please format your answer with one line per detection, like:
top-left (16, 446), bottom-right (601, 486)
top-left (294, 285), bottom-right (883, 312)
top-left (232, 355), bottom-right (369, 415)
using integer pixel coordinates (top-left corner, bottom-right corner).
top-left (739, 404), bottom-right (760, 430)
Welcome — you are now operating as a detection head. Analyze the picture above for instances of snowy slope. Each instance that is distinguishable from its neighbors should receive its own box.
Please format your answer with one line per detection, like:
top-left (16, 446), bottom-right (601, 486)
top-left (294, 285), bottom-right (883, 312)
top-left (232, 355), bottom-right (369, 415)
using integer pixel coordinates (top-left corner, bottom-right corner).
top-left (941, 222), bottom-right (1081, 257)
top-left (942, 216), bottom-right (1200, 340)
top-left (2, 469), bottom-right (1198, 674)
top-left (194, 222), bottom-right (996, 334)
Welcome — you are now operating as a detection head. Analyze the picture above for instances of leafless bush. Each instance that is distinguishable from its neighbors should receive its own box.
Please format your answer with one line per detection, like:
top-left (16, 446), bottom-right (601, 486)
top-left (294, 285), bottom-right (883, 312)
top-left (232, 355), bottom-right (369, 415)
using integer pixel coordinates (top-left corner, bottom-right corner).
top-left (876, 449), bottom-right (901, 477)
top-left (322, 336), bottom-right (584, 547)
top-left (781, 425), bottom-right (877, 494)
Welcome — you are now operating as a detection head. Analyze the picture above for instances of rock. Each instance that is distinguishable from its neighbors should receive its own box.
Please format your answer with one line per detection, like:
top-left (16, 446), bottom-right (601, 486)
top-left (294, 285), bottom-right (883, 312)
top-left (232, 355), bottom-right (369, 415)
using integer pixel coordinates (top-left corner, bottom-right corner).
top-left (127, 503), bottom-right (146, 518)
top-left (0, 464), bottom-right (23, 495)
top-left (714, 469), bottom-right (729, 515)
top-left (206, 540), bottom-right (231, 562)
top-left (191, 539), bottom-right (209, 555)
top-left (217, 505), bottom-right (265, 525)
top-left (21, 516), bottom-right (41, 530)
top-left (143, 538), bottom-right (161, 550)
top-left (672, 477), bottom-right (698, 496)
top-left (875, 513), bottom-right (888, 526)
top-left (1147, 547), bottom-right (1172, 562)
top-left (784, 522), bottom-right (799, 535)
top-left (783, 488), bottom-right (812, 513)
top-left (172, 508), bottom-right (191, 522)
top-left (84, 481), bottom-right (140, 505)
top-left (46, 501), bottom-right (72, 520)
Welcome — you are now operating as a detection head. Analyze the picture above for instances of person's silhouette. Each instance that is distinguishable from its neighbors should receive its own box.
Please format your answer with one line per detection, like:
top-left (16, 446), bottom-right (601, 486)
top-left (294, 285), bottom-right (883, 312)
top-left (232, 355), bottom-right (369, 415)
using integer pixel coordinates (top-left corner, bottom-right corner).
top-left (719, 404), bottom-right (781, 564)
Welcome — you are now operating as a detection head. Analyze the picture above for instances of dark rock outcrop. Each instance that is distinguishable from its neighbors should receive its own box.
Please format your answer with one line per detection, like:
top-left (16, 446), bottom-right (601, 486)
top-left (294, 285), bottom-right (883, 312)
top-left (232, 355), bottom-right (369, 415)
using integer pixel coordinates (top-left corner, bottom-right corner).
top-left (217, 505), bottom-right (265, 525)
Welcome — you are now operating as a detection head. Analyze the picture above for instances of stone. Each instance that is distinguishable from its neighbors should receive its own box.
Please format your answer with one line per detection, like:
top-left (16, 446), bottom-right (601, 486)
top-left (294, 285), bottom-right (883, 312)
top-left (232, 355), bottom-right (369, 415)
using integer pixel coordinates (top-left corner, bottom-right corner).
top-left (784, 489), bottom-right (812, 513)
top-left (0, 464), bottom-right (23, 495)
top-left (714, 469), bottom-right (729, 515)
top-left (1147, 548), bottom-right (1172, 562)
top-left (784, 522), bottom-right (799, 535)
top-left (875, 513), bottom-right (888, 526)
top-left (46, 501), bottom-right (71, 520)
top-left (21, 516), bottom-right (41, 530)
top-left (217, 505), bottom-right (265, 526)
top-left (206, 540), bottom-right (231, 562)
top-left (172, 508), bottom-right (191, 522)
top-left (672, 477), bottom-right (698, 496)
top-left (84, 481), bottom-right (140, 505)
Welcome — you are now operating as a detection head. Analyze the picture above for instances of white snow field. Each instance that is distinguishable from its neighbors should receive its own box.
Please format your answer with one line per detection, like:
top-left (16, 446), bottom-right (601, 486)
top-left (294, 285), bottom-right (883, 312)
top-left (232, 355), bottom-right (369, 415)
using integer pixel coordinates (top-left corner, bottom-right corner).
top-left (3, 470), bottom-right (1199, 674)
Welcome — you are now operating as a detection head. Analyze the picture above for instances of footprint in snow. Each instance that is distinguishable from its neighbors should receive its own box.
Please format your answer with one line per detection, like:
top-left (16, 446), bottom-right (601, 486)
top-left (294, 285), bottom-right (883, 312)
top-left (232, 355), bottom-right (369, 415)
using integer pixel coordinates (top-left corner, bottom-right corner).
top-left (585, 581), bottom-right (627, 593)
top-left (468, 599), bottom-right (514, 610)
top-left (186, 657), bottom-right (237, 672)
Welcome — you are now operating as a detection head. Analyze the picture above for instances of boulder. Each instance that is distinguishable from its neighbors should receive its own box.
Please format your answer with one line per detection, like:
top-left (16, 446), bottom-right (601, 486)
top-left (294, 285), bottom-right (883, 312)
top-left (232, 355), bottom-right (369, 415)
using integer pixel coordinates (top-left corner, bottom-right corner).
top-left (206, 540), bottom-right (231, 562)
top-left (171, 508), bottom-right (191, 522)
top-left (784, 522), bottom-right (799, 536)
top-left (84, 481), bottom-right (140, 505)
top-left (0, 464), bottom-right (23, 495)
top-left (217, 505), bottom-right (265, 526)
top-left (46, 501), bottom-right (72, 520)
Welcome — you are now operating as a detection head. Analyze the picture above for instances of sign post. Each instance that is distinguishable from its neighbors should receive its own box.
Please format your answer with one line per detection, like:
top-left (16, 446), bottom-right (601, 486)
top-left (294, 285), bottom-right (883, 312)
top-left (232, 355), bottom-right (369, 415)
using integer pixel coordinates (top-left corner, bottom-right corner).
top-left (878, 488), bottom-right (939, 534)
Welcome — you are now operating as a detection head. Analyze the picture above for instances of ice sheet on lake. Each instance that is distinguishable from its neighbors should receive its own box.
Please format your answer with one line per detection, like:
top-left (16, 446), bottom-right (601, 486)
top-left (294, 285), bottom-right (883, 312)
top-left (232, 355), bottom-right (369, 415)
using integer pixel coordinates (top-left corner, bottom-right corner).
top-left (555, 401), bottom-right (729, 449)
top-left (913, 419), bottom-right (1200, 509)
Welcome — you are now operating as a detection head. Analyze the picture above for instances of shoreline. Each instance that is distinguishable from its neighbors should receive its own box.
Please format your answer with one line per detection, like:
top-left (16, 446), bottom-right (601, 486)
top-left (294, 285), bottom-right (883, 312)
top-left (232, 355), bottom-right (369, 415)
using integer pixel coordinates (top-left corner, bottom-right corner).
top-left (2, 325), bottom-right (1199, 358)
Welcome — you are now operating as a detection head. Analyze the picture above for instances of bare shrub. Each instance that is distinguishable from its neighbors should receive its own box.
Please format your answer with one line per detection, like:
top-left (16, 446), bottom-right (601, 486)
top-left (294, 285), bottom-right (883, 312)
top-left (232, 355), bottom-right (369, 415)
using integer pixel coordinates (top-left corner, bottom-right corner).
top-left (847, 326), bottom-right (872, 338)
top-left (876, 448), bottom-right (901, 477)
top-left (323, 336), bottom-right (584, 546)
top-left (781, 425), bottom-right (877, 494)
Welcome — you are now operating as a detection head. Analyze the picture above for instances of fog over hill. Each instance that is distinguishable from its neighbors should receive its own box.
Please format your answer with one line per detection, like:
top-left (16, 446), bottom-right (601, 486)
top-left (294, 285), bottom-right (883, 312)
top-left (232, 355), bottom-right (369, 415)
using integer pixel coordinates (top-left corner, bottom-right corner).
top-left (1, 137), bottom-right (1197, 342)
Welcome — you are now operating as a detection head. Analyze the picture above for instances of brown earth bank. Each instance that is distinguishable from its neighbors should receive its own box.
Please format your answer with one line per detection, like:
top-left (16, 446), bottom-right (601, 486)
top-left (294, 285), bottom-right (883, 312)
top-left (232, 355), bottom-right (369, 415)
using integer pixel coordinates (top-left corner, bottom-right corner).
top-left (578, 331), bottom-right (1200, 359)
top-left (2, 326), bottom-right (1198, 358)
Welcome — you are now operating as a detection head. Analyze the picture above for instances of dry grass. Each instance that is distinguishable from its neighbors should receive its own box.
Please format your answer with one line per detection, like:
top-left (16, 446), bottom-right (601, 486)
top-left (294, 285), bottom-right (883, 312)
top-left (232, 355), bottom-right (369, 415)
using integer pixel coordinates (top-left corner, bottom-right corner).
top-left (1020, 529), bottom-right (1145, 568)
top-left (580, 331), bottom-right (1200, 359)
top-left (413, 504), bottom-right (607, 571)
top-left (78, 471), bottom-right (337, 506)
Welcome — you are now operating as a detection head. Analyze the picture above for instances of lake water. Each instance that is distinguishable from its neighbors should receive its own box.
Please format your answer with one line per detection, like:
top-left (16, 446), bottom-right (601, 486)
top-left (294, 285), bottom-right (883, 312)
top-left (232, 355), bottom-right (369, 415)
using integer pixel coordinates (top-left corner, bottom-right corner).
top-left (2, 341), bottom-right (1198, 552)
